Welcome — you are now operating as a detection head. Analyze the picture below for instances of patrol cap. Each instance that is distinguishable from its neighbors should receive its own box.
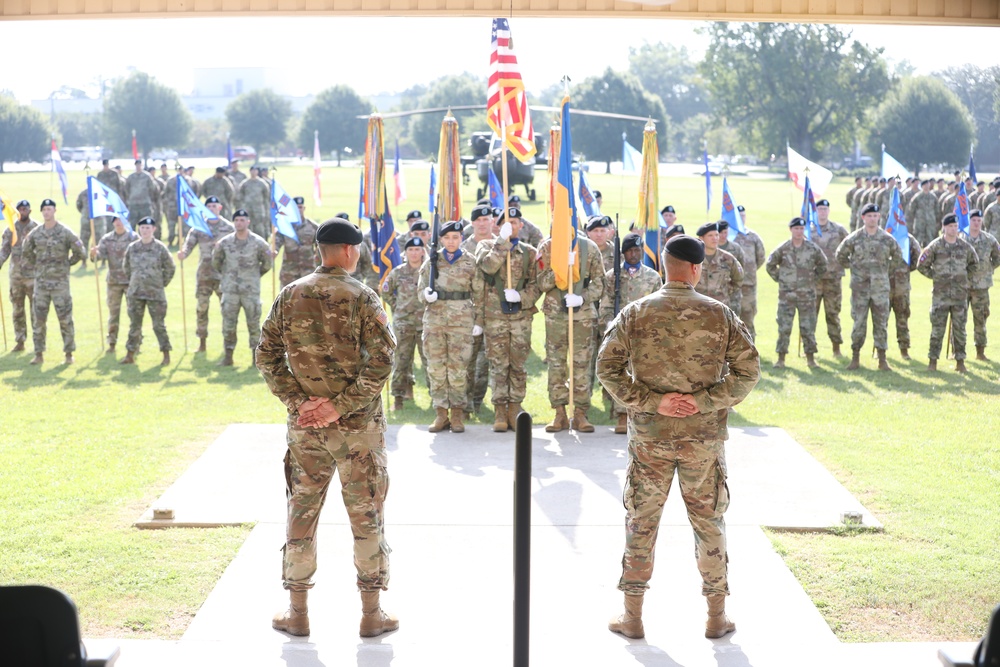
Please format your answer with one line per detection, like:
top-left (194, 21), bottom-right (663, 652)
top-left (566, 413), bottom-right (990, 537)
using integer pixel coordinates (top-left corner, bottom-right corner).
top-left (621, 233), bottom-right (643, 253)
top-left (216, 166), bottom-right (227, 173)
top-left (585, 215), bottom-right (613, 231)
top-left (696, 221), bottom-right (720, 237)
top-left (664, 235), bottom-right (705, 264)
top-left (970, 209), bottom-right (983, 218)
top-left (334, 212), bottom-right (350, 221)
top-left (406, 210), bottom-right (422, 221)
top-left (410, 220), bottom-right (430, 232)
top-left (16, 199), bottom-right (29, 208)
top-left (942, 213), bottom-right (958, 226)
top-left (663, 223), bottom-right (685, 239)
top-left (717, 220), bottom-right (729, 231)
top-left (498, 207), bottom-right (521, 223)
top-left (789, 217), bottom-right (806, 228)
top-left (205, 196), bottom-right (221, 204)
top-left (860, 203), bottom-right (879, 215)
top-left (470, 205), bottom-right (493, 220)
top-left (660, 205), bottom-right (676, 215)
top-left (137, 216), bottom-right (157, 226)
top-left (40, 198), bottom-right (57, 208)
top-left (233, 209), bottom-right (250, 218)
top-left (816, 199), bottom-right (830, 207)
top-left (440, 220), bottom-right (464, 236)
top-left (316, 218), bottom-right (363, 245)
top-left (404, 237), bottom-right (425, 249)
top-left (293, 196), bottom-right (305, 205)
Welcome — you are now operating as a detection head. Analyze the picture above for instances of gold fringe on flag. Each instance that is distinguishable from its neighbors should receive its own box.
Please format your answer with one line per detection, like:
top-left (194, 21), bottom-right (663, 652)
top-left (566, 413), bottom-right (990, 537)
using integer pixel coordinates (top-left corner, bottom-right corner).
top-left (436, 113), bottom-right (462, 222)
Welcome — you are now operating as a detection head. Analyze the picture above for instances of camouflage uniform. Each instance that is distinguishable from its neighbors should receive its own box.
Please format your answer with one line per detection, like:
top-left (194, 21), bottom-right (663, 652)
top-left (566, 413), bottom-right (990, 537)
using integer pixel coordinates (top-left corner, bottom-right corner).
top-left (732, 230), bottom-right (765, 339)
top-left (462, 234), bottom-right (495, 407)
top-left (202, 175), bottom-right (237, 220)
top-left (93, 228), bottom-right (140, 347)
top-left (887, 234), bottom-right (922, 352)
top-left (961, 230), bottom-right (1000, 351)
top-left (0, 217), bottom-right (40, 344)
top-left (21, 222), bottom-right (86, 354)
top-left (382, 262), bottom-right (427, 398)
top-left (75, 189), bottom-right (93, 249)
top-left (877, 187), bottom-right (895, 227)
top-left (983, 202), bottom-right (1000, 236)
top-left (811, 220), bottom-right (850, 346)
top-left (695, 249), bottom-right (743, 314)
top-left (536, 236), bottom-right (605, 410)
top-left (181, 217), bottom-right (235, 339)
top-left (256, 266), bottom-right (395, 593)
top-left (596, 280), bottom-right (759, 598)
top-left (765, 239), bottom-right (827, 354)
top-left (123, 237), bottom-right (175, 353)
top-left (229, 169), bottom-right (247, 188)
top-left (418, 249), bottom-right (480, 409)
top-left (150, 175), bottom-right (165, 235)
top-left (836, 228), bottom-right (902, 352)
top-left (518, 216), bottom-right (544, 248)
top-left (917, 237), bottom-right (979, 360)
top-left (351, 241), bottom-right (381, 291)
top-left (211, 231), bottom-right (273, 351)
top-left (161, 174), bottom-right (195, 243)
top-left (124, 170), bottom-right (159, 224)
top-left (906, 190), bottom-right (940, 248)
top-left (236, 176), bottom-right (271, 239)
top-left (276, 220), bottom-right (319, 288)
top-left (96, 168), bottom-right (126, 236)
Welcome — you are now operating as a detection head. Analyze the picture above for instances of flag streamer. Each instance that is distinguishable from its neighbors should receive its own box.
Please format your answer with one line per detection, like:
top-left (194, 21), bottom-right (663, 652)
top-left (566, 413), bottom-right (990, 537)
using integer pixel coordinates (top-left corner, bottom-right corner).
top-left (436, 113), bottom-right (462, 223)
top-left (551, 96), bottom-right (580, 292)
top-left (636, 120), bottom-right (660, 270)
top-left (363, 114), bottom-right (386, 221)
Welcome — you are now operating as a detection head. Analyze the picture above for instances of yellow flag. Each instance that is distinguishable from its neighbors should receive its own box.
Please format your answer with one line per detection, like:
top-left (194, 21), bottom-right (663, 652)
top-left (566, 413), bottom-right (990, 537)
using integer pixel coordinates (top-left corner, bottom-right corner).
top-left (0, 192), bottom-right (18, 245)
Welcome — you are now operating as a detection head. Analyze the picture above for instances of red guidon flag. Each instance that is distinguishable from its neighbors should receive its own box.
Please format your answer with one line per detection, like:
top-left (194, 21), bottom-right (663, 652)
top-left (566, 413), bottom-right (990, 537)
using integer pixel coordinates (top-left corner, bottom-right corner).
top-left (487, 18), bottom-right (536, 162)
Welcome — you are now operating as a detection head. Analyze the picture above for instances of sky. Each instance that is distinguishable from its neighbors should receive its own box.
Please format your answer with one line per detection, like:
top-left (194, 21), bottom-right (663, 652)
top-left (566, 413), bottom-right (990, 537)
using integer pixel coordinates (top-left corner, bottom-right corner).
top-left (4, 17), bottom-right (998, 104)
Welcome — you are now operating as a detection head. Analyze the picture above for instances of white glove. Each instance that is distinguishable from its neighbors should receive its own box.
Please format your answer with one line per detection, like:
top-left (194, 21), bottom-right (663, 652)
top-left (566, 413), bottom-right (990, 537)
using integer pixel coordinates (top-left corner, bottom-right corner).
top-left (472, 325), bottom-right (483, 336)
top-left (499, 221), bottom-right (513, 240)
top-left (504, 288), bottom-right (521, 303)
top-left (564, 293), bottom-right (584, 308)
top-left (423, 287), bottom-right (438, 303)
top-left (567, 250), bottom-right (577, 266)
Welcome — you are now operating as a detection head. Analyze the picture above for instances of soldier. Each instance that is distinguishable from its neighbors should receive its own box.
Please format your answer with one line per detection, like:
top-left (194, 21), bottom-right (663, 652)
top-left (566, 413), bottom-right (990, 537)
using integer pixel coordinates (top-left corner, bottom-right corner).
top-left (275, 197), bottom-right (319, 288)
top-left (599, 233), bottom-right (662, 434)
top-left (901, 177), bottom-right (920, 209)
top-left (766, 217), bottom-right (827, 368)
top-left (811, 199), bottom-right (850, 356)
top-left (228, 160), bottom-right (247, 188)
top-left (845, 176), bottom-right (863, 218)
top-left (347, 213), bottom-right (381, 292)
top-left (202, 167), bottom-right (237, 220)
top-left (211, 209), bottom-right (273, 366)
top-left (89, 216), bottom-right (139, 354)
top-left (586, 215), bottom-right (616, 273)
top-left (877, 178), bottom-right (898, 226)
top-left (983, 197), bottom-right (1000, 235)
top-left (508, 195), bottom-right (544, 247)
top-left (598, 234), bottom-right (759, 642)
top-left (159, 163), bottom-right (170, 181)
top-left (75, 187), bottom-right (92, 266)
top-left (147, 166), bottom-right (166, 236)
top-left (851, 177), bottom-right (874, 231)
top-left (694, 222), bottom-right (743, 314)
top-left (887, 226), bottom-right (922, 360)
top-left (0, 200), bottom-right (40, 351)
top-left (96, 159), bottom-right (126, 237)
top-left (121, 217), bottom-right (175, 366)
top-left (462, 205), bottom-right (495, 254)
top-left (256, 218), bottom-right (398, 639)
top-left (462, 206), bottom-right (498, 415)
top-left (474, 209), bottom-right (541, 432)
top-left (160, 166), bottom-right (188, 246)
top-left (731, 206), bottom-right (766, 339)
top-left (907, 179), bottom-right (939, 248)
top-left (917, 213), bottom-right (979, 372)
top-left (961, 210), bottom-right (1000, 361)
top-left (177, 196), bottom-right (235, 353)
top-left (536, 228), bottom-right (605, 433)
top-left (123, 159), bottom-right (158, 225)
top-left (938, 182), bottom-right (958, 230)
top-left (418, 220), bottom-right (480, 433)
top-left (660, 205), bottom-right (677, 229)
top-left (835, 203), bottom-right (902, 371)
top-left (383, 237), bottom-right (428, 410)
top-left (235, 166), bottom-right (271, 239)
top-left (184, 166), bottom-right (201, 196)
top-left (717, 221), bottom-right (745, 272)
top-left (21, 199), bottom-right (86, 365)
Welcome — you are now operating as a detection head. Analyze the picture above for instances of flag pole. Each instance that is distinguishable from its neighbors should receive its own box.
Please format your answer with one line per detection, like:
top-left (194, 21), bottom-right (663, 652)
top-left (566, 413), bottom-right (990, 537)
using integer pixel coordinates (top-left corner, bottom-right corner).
top-left (270, 167), bottom-right (278, 303)
top-left (177, 215), bottom-right (188, 352)
top-left (0, 273), bottom-right (8, 350)
top-left (89, 218), bottom-right (105, 347)
top-left (499, 85), bottom-right (513, 287)
top-left (567, 235), bottom-right (575, 426)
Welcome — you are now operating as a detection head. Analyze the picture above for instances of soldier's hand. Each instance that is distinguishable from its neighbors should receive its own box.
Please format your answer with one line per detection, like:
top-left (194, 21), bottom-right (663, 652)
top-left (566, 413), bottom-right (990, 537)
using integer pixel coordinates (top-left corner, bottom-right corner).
top-left (657, 392), bottom-right (699, 418)
top-left (499, 221), bottom-right (513, 240)
top-left (472, 325), bottom-right (483, 336)
top-left (504, 288), bottom-right (521, 303)
top-left (297, 396), bottom-right (330, 416)
top-left (89, 248), bottom-right (98, 261)
top-left (177, 250), bottom-right (187, 260)
top-left (423, 287), bottom-right (438, 303)
top-left (564, 293), bottom-right (584, 309)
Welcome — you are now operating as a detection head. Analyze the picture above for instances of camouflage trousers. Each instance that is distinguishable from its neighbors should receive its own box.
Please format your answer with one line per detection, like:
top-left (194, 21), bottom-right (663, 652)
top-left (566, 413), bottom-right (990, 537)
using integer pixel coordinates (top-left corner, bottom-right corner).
top-left (81, 218), bottom-right (111, 248)
top-left (619, 437), bottom-right (730, 597)
top-left (422, 326), bottom-right (472, 409)
top-left (776, 292), bottom-right (818, 355)
top-left (484, 317), bottom-right (532, 405)
top-left (969, 289), bottom-right (991, 348)
top-left (195, 278), bottom-right (223, 339)
top-left (9, 277), bottom-right (35, 343)
top-left (889, 278), bottom-right (911, 349)
top-left (106, 283), bottom-right (128, 346)
top-left (544, 314), bottom-right (595, 409)
top-left (466, 333), bottom-right (489, 408)
top-left (221, 292), bottom-right (262, 350)
top-left (127, 202), bottom-right (155, 226)
top-left (739, 284), bottom-right (757, 339)
top-left (163, 208), bottom-right (179, 244)
top-left (126, 297), bottom-right (171, 353)
top-left (32, 284), bottom-right (75, 354)
top-left (815, 277), bottom-right (843, 345)
top-left (248, 209), bottom-right (269, 240)
top-left (929, 301), bottom-right (968, 360)
top-left (283, 424), bottom-right (390, 593)
top-left (390, 323), bottom-right (426, 398)
top-left (850, 290), bottom-right (890, 352)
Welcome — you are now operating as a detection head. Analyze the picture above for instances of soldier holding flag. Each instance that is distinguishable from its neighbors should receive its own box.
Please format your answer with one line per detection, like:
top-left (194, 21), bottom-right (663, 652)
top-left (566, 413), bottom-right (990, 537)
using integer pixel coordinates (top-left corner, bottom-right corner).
top-left (89, 216), bottom-right (138, 355)
top-left (178, 196), bottom-right (234, 353)
top-left (0, 200), bottom-right (40, 351)
top-left (122, 217), bottom-right (175, 366)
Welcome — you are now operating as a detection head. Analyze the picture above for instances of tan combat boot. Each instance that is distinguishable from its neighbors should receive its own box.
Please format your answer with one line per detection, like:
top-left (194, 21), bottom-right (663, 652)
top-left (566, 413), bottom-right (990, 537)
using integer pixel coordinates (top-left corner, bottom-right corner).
top-left (359, 590), bottom-right (399, 637)
top-left (161, 351), bottom-right (170, 367)
top-left (572, 408), bottom-right (595, 433)
top-left (12, 341), bottom-right (25, 352)
top-left (773, 353), bottom-right (785, 368)
top-left (64, 353), bottom-right (75, 365)
top-left (272, 590), bottom-right (310, 636)
top-left (29, 352), bottom-right (43, 365)
top-left (877, 349), bottom-right (891, 371)
top-left (846, 350), bottom-right (860, 370)
top-left (392, 396), bottom-right (404, 411)
top-left (832, 343), bottom-right (842, 358)
top-left (805, 353), bottom-right (818, 368)
top-left (428, 407), bottom-right (450, 433)
top-left (404, 384), bottom-right (414, 400)
top-left (927, 359), bottom-right (937, 372)
top-left (218, 349), bottom-right (234, 367)
top-left (608, 593), bottom-right (644, 639)
top-left (976, 346), bottom-right (989, 361)
top-left (106, 343), bottom-right (115, 355)
top-left (493, 403), bottom-right (508, 432)
top-left (450, 407), bottom-right (465, 433)
top-left (545, 406), bottom-right (569, 433)
top-left (899, 347), bottom-right (910, 360)
top-left (197, 336), bottom-right (207, 353)
top-left (705, 594), bottom-right (736, 639)
top-left (121, 351), bottom-right (135, 365)
top-left (956, 359), bottom-right (968, 373)
top-left (614, 414), bottom-right (627, 434)
top-left (507, 402), bottom-right (522, 431)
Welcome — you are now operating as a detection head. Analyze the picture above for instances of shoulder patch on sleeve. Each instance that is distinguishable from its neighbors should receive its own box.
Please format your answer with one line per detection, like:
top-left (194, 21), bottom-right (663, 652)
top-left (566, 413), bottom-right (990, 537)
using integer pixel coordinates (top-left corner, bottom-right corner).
top-left (376, 311), bottom-right (388, 326)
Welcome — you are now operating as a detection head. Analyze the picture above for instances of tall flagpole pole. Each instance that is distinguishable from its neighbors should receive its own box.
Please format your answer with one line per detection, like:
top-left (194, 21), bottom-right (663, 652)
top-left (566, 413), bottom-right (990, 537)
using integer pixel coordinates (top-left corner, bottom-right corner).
top-left (177, 215), bottom-right (188, 352)
top-left (270, 168), bottom-right (278, 304)
top-left (499, 86), bottom-right (513, 287)
top-left (0, 271), bottom-right (8, 350)
top-left (89, 218), bottom-right (105, 347)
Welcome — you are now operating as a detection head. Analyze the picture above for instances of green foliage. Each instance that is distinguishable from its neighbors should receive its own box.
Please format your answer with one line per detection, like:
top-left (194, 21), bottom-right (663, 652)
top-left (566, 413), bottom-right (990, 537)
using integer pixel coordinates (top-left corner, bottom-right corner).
top-left (298, 85), bottom-right (374, 164)
top-left (53, 112), bottom-right (104, 147)
top-left (184, 119), bottom-right (226, 159)
top-left (934, 65), bottom-right (1000, 166)
top-left (409, 73), bottom-right (490, 157)
top-left (103, 72), bottom-right (192, 159)
top-left (700, 23), bottom-right (890, 159)
top-left (628, 42), bottom-right (710, 125)
top-left (867, 77), bottom-right (974, 173)
top-left (225, 88), bottom-right (291, 154)
top-left (0, 97), bottom-right (50, 172)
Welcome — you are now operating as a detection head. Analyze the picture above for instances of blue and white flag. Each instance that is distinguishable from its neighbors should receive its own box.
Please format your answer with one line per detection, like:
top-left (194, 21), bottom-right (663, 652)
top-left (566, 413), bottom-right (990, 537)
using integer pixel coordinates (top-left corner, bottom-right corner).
top-left (954, 181), bottom-right (971, 234)
top-left (226, 134), bottom-right (234, 165)
top-left (87, 176), bottom-right (131, 233)
top-left (428, 164), bottom-right (437, 215)
top-left (578, 168), bottom-right (601, 218)
top-left (488, 166), bottom-right (504, 210)
top-left (51, 139), bottom-right (69, 205)
top-left (801, 175), bottom-right (821, 240)
top-left (703, 148), bottom-right (712, 213)
top-left (270, 178), bottom-right (301, 243)
top-left (969, 145), bottom-right (977, 183)
top-left (885, 188), bottom-right (911, 265)
top-left (881, 147), bottom-right (908, 180)
top-left (720, 177), bottom-right (745, 236)
top-left (622, 133), bottom-right (642, 175)
top-left (176, 176), bottom-right (216, 237)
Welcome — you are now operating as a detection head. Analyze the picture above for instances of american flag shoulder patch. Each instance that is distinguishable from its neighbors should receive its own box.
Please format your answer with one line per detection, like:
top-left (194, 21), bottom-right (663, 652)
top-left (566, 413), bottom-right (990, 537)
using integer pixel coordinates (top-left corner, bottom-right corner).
top-left (376, 311), bottom-right (388, 326)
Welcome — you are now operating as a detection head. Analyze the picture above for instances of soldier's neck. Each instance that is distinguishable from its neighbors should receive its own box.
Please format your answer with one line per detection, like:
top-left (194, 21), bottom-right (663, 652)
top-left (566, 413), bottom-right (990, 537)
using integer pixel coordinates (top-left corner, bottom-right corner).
top-left (704, 247), bottom-right (717, 256)
top-left (43, 219), bottom-right (57, 229)
top-left (235, 229), bottom-right (250, 240)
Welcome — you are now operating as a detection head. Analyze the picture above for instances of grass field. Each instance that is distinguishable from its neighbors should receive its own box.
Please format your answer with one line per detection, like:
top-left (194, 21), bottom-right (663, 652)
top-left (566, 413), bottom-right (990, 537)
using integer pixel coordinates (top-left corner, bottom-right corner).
top-left (1, 162), bottom-right (998, 642)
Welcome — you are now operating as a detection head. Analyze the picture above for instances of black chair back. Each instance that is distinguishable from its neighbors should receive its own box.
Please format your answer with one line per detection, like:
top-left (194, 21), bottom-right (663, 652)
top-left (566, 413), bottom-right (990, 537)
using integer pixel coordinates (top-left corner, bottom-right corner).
top-left (0, 585), bottom-right (85, 667)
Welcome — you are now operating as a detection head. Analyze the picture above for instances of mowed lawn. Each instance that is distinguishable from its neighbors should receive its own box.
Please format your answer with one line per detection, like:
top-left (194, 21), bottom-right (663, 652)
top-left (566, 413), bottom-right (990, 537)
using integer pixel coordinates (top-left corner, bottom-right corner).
top-left (0, 162), bottom-right (997, 642)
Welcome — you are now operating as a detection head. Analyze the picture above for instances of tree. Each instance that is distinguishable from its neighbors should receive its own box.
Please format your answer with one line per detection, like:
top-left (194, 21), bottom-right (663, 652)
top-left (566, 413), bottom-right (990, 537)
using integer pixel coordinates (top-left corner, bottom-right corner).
top-left (103, 71), bottom-right (192, 160)
top-left (226, 88), bottom-right (292, 155)
top-left (700, 23), bottom-right (890, 159)
top-left (628, 42), bottom-right (710, 125)
top-left (571, 68), bottom-right (668, 172)
top-left (53, 112), bottom-right (103, 146)
top-left (0, 96), bottom-right (50, 173)
top-left (298, 85), bottom-right (374, 166)
top-left (935, 65), bottom-right (1000, 168)
top-left (409, 73), bottom-right (491, 157)
top-left (867, 76), bottom-right (974, 175)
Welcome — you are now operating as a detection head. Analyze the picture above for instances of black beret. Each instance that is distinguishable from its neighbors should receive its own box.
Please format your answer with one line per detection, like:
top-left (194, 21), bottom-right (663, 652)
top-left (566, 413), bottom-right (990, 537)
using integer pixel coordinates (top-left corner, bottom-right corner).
top-left (498, 207), bottom-right (521, 222)
top-left (816, 199), bottom-right (830, 207)
top-left (215, 166), bottom-right (227, 173)
top-left (40, 198), bottom-right (56, 208)
top-left (293, 196), bottom-right (305, 205)
top-left (696, 222), bottom-right (720, 237)
top-left (664, 223), bottom-right (685, 238)
top-left (660, 205), bottom-right (676, 215)
top-left (970, 209), bottom-right (983, 218)
top-left (134, 159), bottom-right (142, 164)
top-left (259, 166), bottom-right (269, 171)
top-left (184, 166), bottom-right (194, 171)
top-left (316, 218), bottom-right (363, 245)
top-left (861, 203), bottom-right (879, 215)
top-left (585, 215), bottom-right (612, 231)
top-left (440, 220), bottom-right (464, 236)
top-left (491, 206), bottom-right (504, 217)
top-left (406, 210), bottom-right (422, 221)
top-left (920, 179), bottom-right (931, 186)
top-left (410, 220), bottom-right (430, 232)
top-left (476, 198), bottom-right (490, 206)
top-left (942, 213), bottom-right (958, 226)
top-left (334, 212), bottom-right (350, 221)
top-left (471, 206), bottom-right (493, 220)
top-left (175, 165), bottom-right (183, 171)
top-left (621, 233), bottom-right (643, 252)
top-left (736, 205), bottom-right (745, 213)
top-left (993, 179), bottom-right (1000, 187)
top-left (593, 190), bottom-right (602, 198)
top-left (404, 237), bottom-right (425, 249)
top-left (665, 235), bottom-right (705, 264)
top-left (789, 217), bottom-right (806, 228)
top-left (508, 195), bottom-right (521, 204)
top-left (205, 196), bottom-right (221, 204)
top-left (977, 181), bottom-right (985, 187)
top-left (233, 209), bottom-right (249, 218)
top-left (717, 220), bottom-right (729, 231)
top-left (16, 199), bottom-right (29, 208)
top-left (137, 216), bottom-right (157, 226)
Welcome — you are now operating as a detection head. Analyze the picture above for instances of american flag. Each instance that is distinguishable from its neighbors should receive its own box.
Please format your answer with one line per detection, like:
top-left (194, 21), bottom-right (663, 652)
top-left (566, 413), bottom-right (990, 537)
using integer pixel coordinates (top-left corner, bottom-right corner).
top-left (487, 18), bottom-right (536, 162)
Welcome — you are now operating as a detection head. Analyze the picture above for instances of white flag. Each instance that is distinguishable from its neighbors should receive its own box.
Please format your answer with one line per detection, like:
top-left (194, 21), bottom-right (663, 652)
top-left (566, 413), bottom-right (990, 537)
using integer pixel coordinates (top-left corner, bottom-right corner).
top-left (313, 131), bottom-right (322, 207)
top-left (881, 149), bottom-right (909, 180)
top-left (787, 145), bottom-right (833, 197)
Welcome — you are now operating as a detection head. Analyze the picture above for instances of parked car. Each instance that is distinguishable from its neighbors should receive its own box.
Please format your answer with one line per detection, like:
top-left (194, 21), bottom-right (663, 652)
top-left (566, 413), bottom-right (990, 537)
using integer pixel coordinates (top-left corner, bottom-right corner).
top-left (232, 145), bottom-right (257, 162)
top-left (149, 148), bottom-right (179, 161)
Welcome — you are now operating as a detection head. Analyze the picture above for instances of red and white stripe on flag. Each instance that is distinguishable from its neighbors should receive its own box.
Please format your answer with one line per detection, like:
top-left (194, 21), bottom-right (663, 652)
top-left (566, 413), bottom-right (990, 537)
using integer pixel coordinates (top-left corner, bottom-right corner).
top-left (486, 18), bottom-right (536, 162)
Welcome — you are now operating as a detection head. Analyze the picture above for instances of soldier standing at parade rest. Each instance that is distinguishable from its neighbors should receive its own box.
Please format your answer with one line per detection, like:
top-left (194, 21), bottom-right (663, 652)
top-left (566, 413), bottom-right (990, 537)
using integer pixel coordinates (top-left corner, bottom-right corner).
top-left (236, 165), bottom-right (271, 240)
top-left (584, 214), bottom-right (614, 391)
top-left (160, 166), bottom-right (187, 247)
top-left (178, 196), bottom-right (234, 353)
top-left (845, 176), bottom-right (863, 224)
top-left (256, 218), bottom-right (398, 640)
top-left (598, 234), bottom-right (759, 642)
top-left (474, 208), bottom-right (541, 432)
top-left (212, 209), bottom-right (272, 367)
top-left (917, 213), bottom-right (979, 372)
top-left (731, 206), bottom-right (766, 340)
top-left (811, 199), bottom-right (850, 357)
top-left (835, 203), bottom-right (901, 371)
top-left (228, 160), bottom-right (247, 188)
top-left (0, 200), bottom-right (40, 351)
top-left (462, 206), bottom-right (498, 415)
top-left (887, 225), bottom-right (922, 360)
top-left (21, 199), bottom-right (86, 365)
top-left (124, 159), bottom-right (158, 225)
top-left (962, 210), bottom-right (1000, 360)
top-left (418, 220), bottom-right (480, 433)
top-left (906, 180), bottom-right (939, 252)
top-left (507, 195), bottom-right (544, 247)
top-left (89, 216), bottom-right (139, 354)
top-left (202, 167), bottom-right (237, 220)
top-left (275, 197), bottom-right (320, 288)
top-left (75, 187), bottom-right (92, 265)
top-left (599, 233), bottom-right (663, 434)
top-left (184, 166), bottom-right (201, 198)
top-left (96, 159), bottom-right (126, 238)
top-left (984, 183), bottom-right (1000, 234)
top-left (766, 217), bottom-right (827, 368)
top-left (694, 222), bottom-right (743, 314)
top-left (660, 205), bottom-right (677, 230)
top-left (351, 212), bottom-right (384, 292)
top-left (383, 237), bottom-right (428, 411)
top-left (147, 166), bottom-right (166, 236)
top-left (121, 217), bottom-right (175, 366)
